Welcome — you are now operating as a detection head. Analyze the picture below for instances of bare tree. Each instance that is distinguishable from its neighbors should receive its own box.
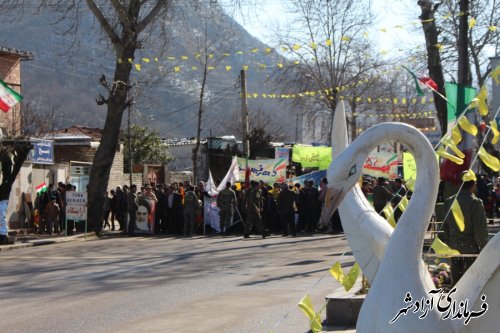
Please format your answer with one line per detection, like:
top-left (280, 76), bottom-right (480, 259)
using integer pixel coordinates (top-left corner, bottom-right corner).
top-left (267, 0), bottom-right (377, 144)
top-left (0, 1), bottom-right (173, 233)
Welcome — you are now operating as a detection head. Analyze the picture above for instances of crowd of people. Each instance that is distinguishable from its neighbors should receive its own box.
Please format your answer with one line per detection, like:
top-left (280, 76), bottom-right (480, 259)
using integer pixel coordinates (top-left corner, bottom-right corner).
top-left (95, 178), bottom-right (342, 238)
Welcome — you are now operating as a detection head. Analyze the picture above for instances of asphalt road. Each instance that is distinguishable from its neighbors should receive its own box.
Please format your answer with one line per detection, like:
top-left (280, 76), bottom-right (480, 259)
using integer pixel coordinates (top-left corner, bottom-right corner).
top-left (0, 233), bottom-right (352, 333)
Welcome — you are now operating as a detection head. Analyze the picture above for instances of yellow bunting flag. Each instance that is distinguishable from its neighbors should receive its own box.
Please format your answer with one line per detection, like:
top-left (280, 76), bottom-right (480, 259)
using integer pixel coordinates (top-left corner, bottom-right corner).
top-left (243, 65), bottom-right (249, 71)
top-left (451, 126), bottom-right (462, 145)
top-left (462, 169), bottom-right (476, 182)
top-left (167, 56), bottom-right (176, 60)
top-left (174, 66), bottom-right (180, 73)
top-left (458, 117), bottom-right (478, 136)
top-left (181, 56), bottom-right (189, 60)
top-left (297, 294), bottom-right (322, 333)
top-left (277, 63), bottom-right (284, 69)
top-left (451, 200), bottom-right (465, 232)
top-left (223, 53), bottom-right (230, 57)
top-left (141, 58), bottom-right (150, 63)
top-left (325, 39), bottom-right (332, 46)
top-left (490, 25), bottom-right (498, 32)
top-left (442, 136), bottom-right (465, 158)
top-left (469, 17), bottom-right (476, 29)
top-left (476, 85), bottom-right (489, 116)
top-left (128, 58), bottom-right (133, 63)
top-left (265, 48), bottom-right (272, 54)
top-left (431, 238), bottom-right (460, 257)
top-left (293, 44), bottom-right (301, 51)
top-left (382, 202), bottom-right (396, 228)
top-left (251, 48), bottom-right (258, 53)
top-left (135, 64), bottom-right (141, 71)
top-left (329, 262), bottom-right (361, 292)
top-left (208, 66), bottom-right (215, 71)
top-left (225, 66), bottom-right (231, 71)
top-left (236, 51), bottom-right (243, 55)
top-left (478, 146), bottom-right (500, 171)
top-left (436, 146), bottom-right (464, 165)
top-left (117, 58), bottom-right (123, 64)
top-left (341, 36), bottom-right (351, 41)
top-left (310, 42), bottom-right (317, 50)
top-left (397, 196), bottom-right (409, 212)
top-left (491, 65), bottom-right (500, 85)
top-left (491, 120), bottom-right (499, 144)
top-left (191, 66), bottom-right (197, 71)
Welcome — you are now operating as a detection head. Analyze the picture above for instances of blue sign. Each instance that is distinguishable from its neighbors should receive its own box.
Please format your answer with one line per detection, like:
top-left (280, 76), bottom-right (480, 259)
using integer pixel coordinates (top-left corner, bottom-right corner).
top-left (32, 140), bottom-right (54, 164)
top-left (287, 170), bottom-right (327, 187)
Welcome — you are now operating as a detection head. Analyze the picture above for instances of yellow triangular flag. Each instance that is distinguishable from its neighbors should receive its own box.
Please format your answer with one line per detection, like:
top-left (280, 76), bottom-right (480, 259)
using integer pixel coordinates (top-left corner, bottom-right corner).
top-left (397, 196), bottom-right (409, 212)
top-left (141, 58), bottom-right (150, 63)
top-left (469, 17), bottom-right (476, 29)
top-left (243, 65), bottom-right (249, 71)
top-left (431, 238), bottom-right (460, 257)
top-left (490, 120), bottom-right (499, 144)
top-left (462, 169), bottom-right (477, 182)
top-left (135, 63), bottom-right (141, 71)
top-left (341, 36), bottom-right (351, 41)
top-left (325, 39), bottom-right (332, 46)
top-left (491, 65), bottom-right (500, 84)
top-left (442, 136), bottom-right (465, 158)
top-left (181, 55), bottom-right (188, 60)
top-left (478, 146), bottom-right (500, 171)
top-left (174, 66), bottom-right (180, 73)
top-left (251, 48), bottom-right (258, 53)
top-left (458, 117), bottom-right (478, 136)
top-left (451, 199), bottom-right (465, 232)
top-left (225, 66), bottom-right (232, 71)
top-left (436, 146), bottom-right (464, 165)
top-left (476, 85), bottom-right (489, 116)
top-left (342, 263), bottom-right (360, 292)
top-left (208, 66), bottom-right (215, 71)
top-left (329, 262), bottom-right (344, 283)
top-left (451, 126), bottom-right (462, 145)
top-left (117, 58), bottom-right (123, 64)
top-left (490, 25), bottom-right (498, 32)
top-left (310, 42), bottom-right (317, 50)
top-left (265, 48), bottom-right (272, 54)
top-left (297, 294), bottom-right (322, 333)
top-left (382, 202), bottom-right (396, 228)
top-left (292, 44), bottom-right (301, 51)
top-left (191, 66), bottom-right (197, 71)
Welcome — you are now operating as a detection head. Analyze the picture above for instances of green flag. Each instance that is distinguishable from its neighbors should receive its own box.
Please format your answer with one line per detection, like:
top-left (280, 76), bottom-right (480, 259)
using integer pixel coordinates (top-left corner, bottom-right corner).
top-left (444, 82), bottom-right (477, 123)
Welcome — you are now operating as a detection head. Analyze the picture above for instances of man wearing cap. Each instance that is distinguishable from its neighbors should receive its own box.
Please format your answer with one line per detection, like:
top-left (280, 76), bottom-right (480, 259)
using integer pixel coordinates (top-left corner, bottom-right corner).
top-left (441, 170), bottom-right (489, 284)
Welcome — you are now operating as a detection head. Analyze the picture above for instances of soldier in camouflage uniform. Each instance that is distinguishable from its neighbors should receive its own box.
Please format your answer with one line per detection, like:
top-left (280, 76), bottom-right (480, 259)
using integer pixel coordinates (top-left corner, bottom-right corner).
top-left (217, 182), bottom-right (237, 235)
top-left (183, 186), bottom-right (200, 236)
top-left (442, 172), bottom-right (489, 284)
top-left (245, 181), bottom-right (266, 239)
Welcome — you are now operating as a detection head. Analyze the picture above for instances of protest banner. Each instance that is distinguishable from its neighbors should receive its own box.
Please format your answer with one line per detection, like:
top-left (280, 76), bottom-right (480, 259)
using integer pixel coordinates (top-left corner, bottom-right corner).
top-left (237, 158), bottom-right (287, 183)
top-left (292, 144), bottom-right (332, 170)
top-left (362, 152), bottom-right (399, 179)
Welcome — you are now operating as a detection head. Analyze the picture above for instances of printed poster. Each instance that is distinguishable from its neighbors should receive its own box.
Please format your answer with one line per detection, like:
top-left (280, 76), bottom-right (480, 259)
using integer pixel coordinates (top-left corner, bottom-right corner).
top-left (362, 152), bottom-right (399, 179)
top-left (237, 158), bottom-right (287, 183)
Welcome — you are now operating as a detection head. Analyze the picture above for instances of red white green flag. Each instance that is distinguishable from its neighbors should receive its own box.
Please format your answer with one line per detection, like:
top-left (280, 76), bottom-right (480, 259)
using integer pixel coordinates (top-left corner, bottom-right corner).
top-left (36, 182), bottom-right (47, 194)
top-left (0, 79), bottom-right (23, 113)
top-left (403, 66), bottom-right (438, 96)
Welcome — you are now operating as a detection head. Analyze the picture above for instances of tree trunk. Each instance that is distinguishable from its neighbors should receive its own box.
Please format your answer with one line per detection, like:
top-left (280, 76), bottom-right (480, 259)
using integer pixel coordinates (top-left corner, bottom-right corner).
top-left (192, 66), bottom-right (208, 183)
top-left (457, 0), bottom-right (472, 86)
top-left (87, 46), bottom-right (135, 233)
top-left (419, 0), bottom-right (448, 136)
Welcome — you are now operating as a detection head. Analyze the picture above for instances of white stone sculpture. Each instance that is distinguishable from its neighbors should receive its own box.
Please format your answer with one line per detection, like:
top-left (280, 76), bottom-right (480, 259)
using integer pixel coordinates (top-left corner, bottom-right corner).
top-left (324, 117), bottom-right (499, 332)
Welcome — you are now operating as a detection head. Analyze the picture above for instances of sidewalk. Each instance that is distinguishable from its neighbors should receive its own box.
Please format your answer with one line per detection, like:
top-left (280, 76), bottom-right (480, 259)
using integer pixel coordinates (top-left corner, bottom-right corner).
top-left (0, 230), bottom-right (119, 252)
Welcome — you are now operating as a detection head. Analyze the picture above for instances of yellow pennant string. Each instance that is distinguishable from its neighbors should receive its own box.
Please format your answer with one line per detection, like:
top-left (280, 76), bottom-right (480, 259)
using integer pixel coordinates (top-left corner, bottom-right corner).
top-left (310, 42), bottom-right (317, 50)
top-left (141, 58), bottom-right (150, 63)
top-left (490, 120), bottom-right (499, 144)
top-left (468, 17), bottom-right (476, 29)
top-left (451, 126), bottom-right (462, 145)
top-left (431, 238), bottom-right (460, 257)
top-left (462, 169), bottom-right (477, 182)
top-left (478, 146), bottom-right (500, 171)
top-left (292, 44), bottom-right (301, 51)
top-left (382, 202), bottom-right (396, 228)
top-left (174, 66), bottom-right (180, 73)
top-left (225, 66), bottom-right (231, 71)
top-left (341, 36), bottom-right (351, 41)
top-left (297, 294), bottom-right (322, 333)
top-left (181, 56), bottom-right (189, 60)
top-left (451, 199), bottom-right (465, 232)
top-left (436, 146), bottom-right (464, 165)
top-left (265, 48), bottom-right (272, 54)
top-left (135, 64), bottom-right (141, 71)
top-left (490, 25), bottom-right (498, 32)
top-left (117, 58), bottom-right (123, 64)
top-left (325, 39), bottom-right (332, 46)
top-left (442, 136), bottom-right (465, 159)
top-left (243, 65), bottom-right (249, 71)
top-left (458, 117), bottom-right (478, 136)
top-left (329, 262), bottom-right (361, 292)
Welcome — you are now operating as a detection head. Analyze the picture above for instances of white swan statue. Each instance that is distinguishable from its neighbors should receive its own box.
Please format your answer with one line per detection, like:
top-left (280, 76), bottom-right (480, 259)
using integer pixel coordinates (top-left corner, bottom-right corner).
top-left (325, 120), bottom-right (499, 332)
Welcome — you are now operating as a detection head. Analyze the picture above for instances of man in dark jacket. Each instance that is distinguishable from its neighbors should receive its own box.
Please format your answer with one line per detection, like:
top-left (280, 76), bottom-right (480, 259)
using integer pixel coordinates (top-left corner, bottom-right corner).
top-left (441, 172), bottom-right (489, 284)
top-left (127, 185), bottom-right (139, 235)
top-left (277, 183), bottom-right (298, 237)
top-left (217, 182), bottom-right (237, 235)
top-left (372, 177), bottom-right (393, 214)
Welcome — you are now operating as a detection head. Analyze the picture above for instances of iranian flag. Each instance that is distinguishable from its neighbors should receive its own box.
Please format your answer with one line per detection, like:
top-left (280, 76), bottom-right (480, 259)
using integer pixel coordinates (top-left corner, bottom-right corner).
top-left (36, 182), bottom-right (47, 194)
top-left (403, 66), bottom-right (438, 96)
top-left (0, 79), bottom-right (23, 113)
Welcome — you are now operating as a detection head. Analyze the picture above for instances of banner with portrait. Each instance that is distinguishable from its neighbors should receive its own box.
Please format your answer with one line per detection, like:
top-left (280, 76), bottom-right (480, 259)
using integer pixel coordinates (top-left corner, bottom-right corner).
top-left (135, 197), bottom-right (156, 234)
top-left (237, 158), bottom-right (287, 183)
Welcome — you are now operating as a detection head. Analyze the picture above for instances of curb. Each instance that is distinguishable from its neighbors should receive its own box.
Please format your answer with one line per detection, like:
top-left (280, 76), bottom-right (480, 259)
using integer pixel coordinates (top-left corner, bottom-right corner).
top-left (0, 233), bottom-right (97, 252)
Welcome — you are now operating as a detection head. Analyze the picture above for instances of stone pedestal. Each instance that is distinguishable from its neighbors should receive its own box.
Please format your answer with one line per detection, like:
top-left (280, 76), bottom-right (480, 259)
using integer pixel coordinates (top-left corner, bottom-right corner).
top-left (325, 287), bottom-right (366, 327)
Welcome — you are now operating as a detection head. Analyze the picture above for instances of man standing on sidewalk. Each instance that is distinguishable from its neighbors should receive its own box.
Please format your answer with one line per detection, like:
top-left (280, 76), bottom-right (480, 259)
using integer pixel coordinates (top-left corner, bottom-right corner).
top-left (277, 183), bottom-right (298, 237)
top-left (245, 181), bottom-right (266, 239)
top-left (217, 182), bottom-right (237, 235)
top-left (127, 185), bottom-right (139, 235)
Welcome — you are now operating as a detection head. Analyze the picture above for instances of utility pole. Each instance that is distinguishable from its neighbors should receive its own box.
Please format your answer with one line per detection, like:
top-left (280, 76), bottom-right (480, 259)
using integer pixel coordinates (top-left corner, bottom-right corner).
top-left (240, 70), bottom-right (250, 185)
top-left (295, 113), bottom-right (299, 143)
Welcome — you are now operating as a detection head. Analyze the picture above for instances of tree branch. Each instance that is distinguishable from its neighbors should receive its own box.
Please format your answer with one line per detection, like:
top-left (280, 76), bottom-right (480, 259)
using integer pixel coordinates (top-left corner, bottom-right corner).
top-left (85, 0), bottom-right (122, 49)
top-left (137, 0), bottom-right (169, 33)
